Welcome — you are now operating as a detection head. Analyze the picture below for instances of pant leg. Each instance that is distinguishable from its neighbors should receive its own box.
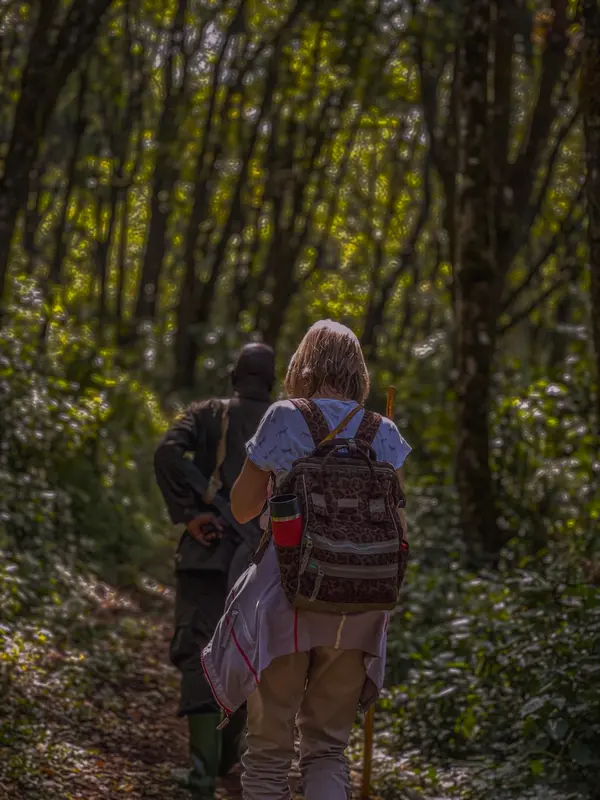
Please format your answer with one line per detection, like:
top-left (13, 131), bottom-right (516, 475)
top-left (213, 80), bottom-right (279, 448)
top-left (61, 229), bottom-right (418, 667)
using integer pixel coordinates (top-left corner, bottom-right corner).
top-left (170, 570), bottom-right (227, 716)
top-left (297, 647), bottom-right (366, 800)
top-left (242, 651), bottom-right (310, 800)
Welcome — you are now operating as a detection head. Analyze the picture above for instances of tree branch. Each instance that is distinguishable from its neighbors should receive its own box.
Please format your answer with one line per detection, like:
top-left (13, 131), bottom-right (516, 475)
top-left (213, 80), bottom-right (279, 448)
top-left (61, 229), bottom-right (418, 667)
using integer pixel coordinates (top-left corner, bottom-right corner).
top-left (501, 77), bottom-right (580, 270)
top-left (360, 144), bottom-right (432, 353)
top-left (501, 184), bottom-right (584, 313)
top-left (499, 264), bottom-right (578, 335)
top-left (414, 28), bottom-right (455, 204)
top-left (492, 1), bottom-right (515, 184)
top-left (508, 0), bottom-right (574, 223)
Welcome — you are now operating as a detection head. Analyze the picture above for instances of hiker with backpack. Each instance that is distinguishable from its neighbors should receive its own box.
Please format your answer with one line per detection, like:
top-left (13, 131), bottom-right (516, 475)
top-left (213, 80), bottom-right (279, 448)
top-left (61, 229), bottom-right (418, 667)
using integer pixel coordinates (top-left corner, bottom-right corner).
top-left (153, 343), bottom-right (275, 797)
top-left (201, 320), bottom-right (411, 800)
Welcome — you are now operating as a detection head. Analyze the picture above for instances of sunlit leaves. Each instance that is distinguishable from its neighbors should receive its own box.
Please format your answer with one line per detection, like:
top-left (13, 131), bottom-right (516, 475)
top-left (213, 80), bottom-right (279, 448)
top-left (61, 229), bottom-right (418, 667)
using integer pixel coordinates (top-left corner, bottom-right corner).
top-left (144, 0), bottom-right (180, 28)
top-left (306, 271), bottom-right (367, 325)
top-left (385, 57), bottom-right (420, 103)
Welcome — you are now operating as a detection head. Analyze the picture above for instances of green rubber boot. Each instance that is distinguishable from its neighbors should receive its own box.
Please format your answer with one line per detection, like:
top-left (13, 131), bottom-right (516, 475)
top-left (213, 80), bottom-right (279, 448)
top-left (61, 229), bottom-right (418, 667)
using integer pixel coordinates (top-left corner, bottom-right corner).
top-left (173, 713), bottom-right (222, 797)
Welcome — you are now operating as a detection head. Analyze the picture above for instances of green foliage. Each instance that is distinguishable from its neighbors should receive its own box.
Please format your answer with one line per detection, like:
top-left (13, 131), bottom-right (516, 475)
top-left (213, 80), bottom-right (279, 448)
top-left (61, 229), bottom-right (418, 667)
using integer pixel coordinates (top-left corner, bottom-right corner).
top-left (492, 364), bottom-right (598, 550)
top-left (0, 282), bottom-right (171, 586)
top-left (375, 377), bottom-right (600, 799)
top-left (381, 533), bottom-right (600, 799)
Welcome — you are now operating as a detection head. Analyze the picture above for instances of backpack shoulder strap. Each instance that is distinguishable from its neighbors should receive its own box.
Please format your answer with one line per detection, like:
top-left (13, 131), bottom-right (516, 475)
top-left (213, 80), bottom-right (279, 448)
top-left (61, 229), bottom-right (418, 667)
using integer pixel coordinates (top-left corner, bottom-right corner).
top-left (290, 398), bottom-right (329, 445)
top-left (202, 399), bottom-right (230, 504)
top-left (354, 409), bottom-right (382, 446)
top-left (322, 403), bottom-right (363, 442)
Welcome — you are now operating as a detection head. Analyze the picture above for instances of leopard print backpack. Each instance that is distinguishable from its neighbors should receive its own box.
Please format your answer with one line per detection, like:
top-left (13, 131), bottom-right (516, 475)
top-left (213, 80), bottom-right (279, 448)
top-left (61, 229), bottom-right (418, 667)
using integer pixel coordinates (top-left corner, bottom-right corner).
top-left (272, 399), bottom-right (408, 614)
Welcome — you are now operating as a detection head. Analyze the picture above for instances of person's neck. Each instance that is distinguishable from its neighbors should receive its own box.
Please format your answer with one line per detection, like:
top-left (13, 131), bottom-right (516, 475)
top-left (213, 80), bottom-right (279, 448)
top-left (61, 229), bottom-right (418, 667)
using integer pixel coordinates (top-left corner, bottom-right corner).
top-left (233, 381), bottom-right (272, 402)
top-left (310, 391), bottom-right (352, 401)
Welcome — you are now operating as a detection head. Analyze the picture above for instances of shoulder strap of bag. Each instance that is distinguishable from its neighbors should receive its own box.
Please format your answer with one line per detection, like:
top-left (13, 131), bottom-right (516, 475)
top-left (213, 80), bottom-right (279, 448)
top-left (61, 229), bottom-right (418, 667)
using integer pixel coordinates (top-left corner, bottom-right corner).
top-left (354, 409), bottom-right (382, 446)
top-left (321, 403), bottom-right (363, 443)
top-left (202, 399), bottom-right (230, 504)
top-left (290, 398), bottom-right (364, 446)
top-left (290, 398), bottom-right (329, 444)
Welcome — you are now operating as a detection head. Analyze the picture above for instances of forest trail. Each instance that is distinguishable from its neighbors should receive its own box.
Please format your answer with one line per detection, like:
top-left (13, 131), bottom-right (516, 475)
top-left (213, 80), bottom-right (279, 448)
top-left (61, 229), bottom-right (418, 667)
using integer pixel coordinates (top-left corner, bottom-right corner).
top-left (0, 577), bottom-right (371, 800)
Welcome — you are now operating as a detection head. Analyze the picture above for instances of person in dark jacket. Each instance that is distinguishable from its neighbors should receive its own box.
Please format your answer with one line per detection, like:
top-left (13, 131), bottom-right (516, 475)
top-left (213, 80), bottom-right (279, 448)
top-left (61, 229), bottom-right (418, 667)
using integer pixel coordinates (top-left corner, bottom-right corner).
top-left (154, 343), bottom-right (275, 798)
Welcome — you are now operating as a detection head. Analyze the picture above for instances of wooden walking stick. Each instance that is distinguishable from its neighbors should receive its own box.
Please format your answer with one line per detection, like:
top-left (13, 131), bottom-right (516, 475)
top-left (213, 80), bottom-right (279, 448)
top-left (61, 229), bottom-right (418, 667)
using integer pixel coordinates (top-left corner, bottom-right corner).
top-left (361, 705), bottom-right (374, 799)
top-left (360, 385), bottom-right (396, 799)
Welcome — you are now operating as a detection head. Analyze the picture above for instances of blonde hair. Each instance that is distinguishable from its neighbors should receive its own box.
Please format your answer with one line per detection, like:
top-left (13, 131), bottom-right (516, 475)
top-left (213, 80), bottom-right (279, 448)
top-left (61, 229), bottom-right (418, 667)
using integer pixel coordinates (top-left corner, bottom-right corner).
top-left (284, 320), bottom-right (370, 403)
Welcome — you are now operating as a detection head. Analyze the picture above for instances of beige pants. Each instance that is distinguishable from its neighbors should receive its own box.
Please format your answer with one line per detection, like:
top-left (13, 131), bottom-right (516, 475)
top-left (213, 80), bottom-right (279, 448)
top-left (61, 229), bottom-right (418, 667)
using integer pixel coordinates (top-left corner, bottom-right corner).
top-left (241, 647), bottom-right (366, 800)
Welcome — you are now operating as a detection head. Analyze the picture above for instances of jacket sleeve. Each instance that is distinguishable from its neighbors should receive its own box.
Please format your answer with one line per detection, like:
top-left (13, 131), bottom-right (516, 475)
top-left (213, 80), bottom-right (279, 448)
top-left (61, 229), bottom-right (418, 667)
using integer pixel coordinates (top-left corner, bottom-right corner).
top-left (154, 404), bottom-right (208, 525)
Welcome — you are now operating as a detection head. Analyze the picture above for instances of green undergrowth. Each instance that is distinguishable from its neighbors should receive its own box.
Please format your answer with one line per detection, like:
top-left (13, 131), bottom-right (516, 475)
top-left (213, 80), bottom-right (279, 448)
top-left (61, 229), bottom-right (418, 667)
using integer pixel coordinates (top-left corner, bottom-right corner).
top-left (377, 494), bottom-right (600, 798)
top-left (367, 364), bottom-right (600, 799)
top-left (0, 290), bottom-right (172, 586)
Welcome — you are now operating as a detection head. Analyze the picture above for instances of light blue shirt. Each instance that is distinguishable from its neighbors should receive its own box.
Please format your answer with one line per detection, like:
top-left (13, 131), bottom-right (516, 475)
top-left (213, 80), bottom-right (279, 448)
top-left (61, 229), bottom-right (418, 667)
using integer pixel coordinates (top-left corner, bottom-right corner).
top-left (246, 398), bottom-right (411, 483)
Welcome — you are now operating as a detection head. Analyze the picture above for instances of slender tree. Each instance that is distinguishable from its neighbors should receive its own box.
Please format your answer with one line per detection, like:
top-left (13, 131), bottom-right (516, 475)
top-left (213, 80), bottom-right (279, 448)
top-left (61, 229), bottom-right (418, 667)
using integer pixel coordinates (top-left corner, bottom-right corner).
top-left (582, 0), bottom-right (600, 434)
top-left (0, 0), bottom-right (112, 308)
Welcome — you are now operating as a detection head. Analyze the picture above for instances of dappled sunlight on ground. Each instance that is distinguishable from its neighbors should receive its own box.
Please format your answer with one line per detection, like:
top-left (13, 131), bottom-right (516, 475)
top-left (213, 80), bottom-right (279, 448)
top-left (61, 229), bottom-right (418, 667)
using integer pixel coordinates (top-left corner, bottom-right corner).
top-left (1, 574), bottom-right (190, 799)
top-left (0, 573), bottom-right (382, 799)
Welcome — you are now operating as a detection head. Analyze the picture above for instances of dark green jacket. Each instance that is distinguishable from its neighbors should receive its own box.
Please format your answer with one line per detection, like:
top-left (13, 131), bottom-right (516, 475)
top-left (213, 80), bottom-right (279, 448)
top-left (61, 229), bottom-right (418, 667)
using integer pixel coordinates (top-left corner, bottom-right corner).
top-left (154, 387), bottom-right (271, 575)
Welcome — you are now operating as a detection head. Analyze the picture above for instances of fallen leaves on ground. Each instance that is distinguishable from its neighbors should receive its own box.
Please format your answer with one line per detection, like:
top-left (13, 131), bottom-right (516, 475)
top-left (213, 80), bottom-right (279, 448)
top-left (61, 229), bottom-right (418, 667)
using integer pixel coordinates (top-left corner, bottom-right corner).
top-left (0, 575), bottom-right (374, 800)
top-left (1, 578), bottom-right (190, 798)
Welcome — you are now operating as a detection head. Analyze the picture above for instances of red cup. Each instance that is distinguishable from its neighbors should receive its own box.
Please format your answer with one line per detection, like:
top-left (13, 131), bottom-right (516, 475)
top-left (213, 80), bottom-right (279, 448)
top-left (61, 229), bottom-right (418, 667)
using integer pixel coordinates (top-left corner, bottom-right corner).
top-left (270, 493), bottom-right (303, 547)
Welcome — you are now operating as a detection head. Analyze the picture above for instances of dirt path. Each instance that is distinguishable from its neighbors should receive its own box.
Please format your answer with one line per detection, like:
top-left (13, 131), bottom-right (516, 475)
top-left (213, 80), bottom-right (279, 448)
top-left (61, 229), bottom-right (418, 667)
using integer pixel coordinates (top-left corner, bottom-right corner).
top-left (0, 578), bottom-right (373, 800)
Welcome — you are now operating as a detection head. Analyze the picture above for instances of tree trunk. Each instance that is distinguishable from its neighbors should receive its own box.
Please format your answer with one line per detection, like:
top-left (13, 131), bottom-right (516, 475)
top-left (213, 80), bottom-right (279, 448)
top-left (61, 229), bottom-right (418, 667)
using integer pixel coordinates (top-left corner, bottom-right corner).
top-left (112, 2), bottom-right (147, 344)
top-left (360, 240), bottom-right (386, 358)
top-left (49, 69), bottom-right (88, 285)
top-left (23, 167), bottom-right (42, 274)
top-left (455, 1), bottom-right (505, 560)
top-left (0, 0), bottom-right (112, 307)
top-left (134, 0), bottom-right (188, 324)
top-left (115, 196), bottom-right (129, 338)
top-left (95, 184), bottom-right (119, 328)
top-left (260, 235), bottom-right (297, 349)
top-left (171, 283), bottom-right (201, 393)
top-left (548, 286), bottom-right (574, 370)
top-left (582, 0), bottom-right (600, 436)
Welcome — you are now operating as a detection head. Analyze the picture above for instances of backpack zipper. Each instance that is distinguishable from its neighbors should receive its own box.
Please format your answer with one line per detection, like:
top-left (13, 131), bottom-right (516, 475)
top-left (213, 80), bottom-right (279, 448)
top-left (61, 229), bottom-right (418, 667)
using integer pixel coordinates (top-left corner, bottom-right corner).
top-left (294, 460), bottom-right (395, 474)
top-left (305, 559), bottom-right (397, 579)
top-left (299, 537), bottom-right (313, 574)
top-left (309, 531), bottom-right (399, 555)
top-left (310, 565), bottom-right (325, 601)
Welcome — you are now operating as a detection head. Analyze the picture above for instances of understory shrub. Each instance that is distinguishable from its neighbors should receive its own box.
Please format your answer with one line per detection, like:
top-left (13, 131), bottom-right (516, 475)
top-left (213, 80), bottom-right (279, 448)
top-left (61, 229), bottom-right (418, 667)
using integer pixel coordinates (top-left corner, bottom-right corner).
top-left (383, 531), bottom-right (600, 799)
top-left (0, 286), bottom-right (171, 586)
top-left (380, 369), bottom-right (600, 799)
